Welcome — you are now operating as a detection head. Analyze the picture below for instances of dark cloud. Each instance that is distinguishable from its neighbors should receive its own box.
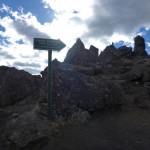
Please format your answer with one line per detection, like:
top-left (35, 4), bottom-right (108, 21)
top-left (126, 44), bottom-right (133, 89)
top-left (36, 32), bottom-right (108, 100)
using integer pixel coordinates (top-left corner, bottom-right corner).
top-left (13, 61), bottom-right (41, 68)
top-left (0, 50), bottom-right (15, 59)
top-left (70, 16), bottom-right (82, 23)
top-left (20, 52), bottom-right (40, 59)
top-left (12, 19), bottom-right (50, 43)
top-left (82, 0), bottom-right (150, 39)
top-left (22, 67), bottom-right (42, 75)
top-left (13, 61), bottom-right (42, 74)
top-left (73, 10), bottom-right (79, 14)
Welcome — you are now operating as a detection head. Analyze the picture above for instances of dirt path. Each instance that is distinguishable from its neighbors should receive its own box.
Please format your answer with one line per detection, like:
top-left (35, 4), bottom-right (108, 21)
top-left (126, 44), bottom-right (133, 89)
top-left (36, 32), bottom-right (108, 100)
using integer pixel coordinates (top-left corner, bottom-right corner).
top-left (46, 106), bottom-right (150, 150)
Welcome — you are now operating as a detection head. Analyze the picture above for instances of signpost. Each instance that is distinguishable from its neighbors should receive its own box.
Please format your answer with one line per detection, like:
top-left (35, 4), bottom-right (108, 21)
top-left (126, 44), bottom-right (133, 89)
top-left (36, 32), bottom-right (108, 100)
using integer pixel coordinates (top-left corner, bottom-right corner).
top-left (33, 38), bottom-right (66, 120)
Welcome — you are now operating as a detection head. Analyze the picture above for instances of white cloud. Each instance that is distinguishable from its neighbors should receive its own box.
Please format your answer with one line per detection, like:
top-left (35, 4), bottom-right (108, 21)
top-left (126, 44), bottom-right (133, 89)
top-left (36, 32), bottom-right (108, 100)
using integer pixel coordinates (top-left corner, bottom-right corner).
top-left (41, 0), bottom-right (94, 46)
top-left (42, 0), bottom-right (94, 19)
top-left (0, 4), bottom-right (10, 12)
top-left (1, 0), bottom-right (150, 74)
top-left (83, 0), bottom-right (150, 40)
top-left (12, 19), bottom-right (50, 42)
top-left (147, 42), bottom-right (150, 47)
top-left (0, 4), bottom-right (50, 74)
top-left (1, 2), bottom-right (93, 75)
top-left (42, 0), bottom-right (150, 51)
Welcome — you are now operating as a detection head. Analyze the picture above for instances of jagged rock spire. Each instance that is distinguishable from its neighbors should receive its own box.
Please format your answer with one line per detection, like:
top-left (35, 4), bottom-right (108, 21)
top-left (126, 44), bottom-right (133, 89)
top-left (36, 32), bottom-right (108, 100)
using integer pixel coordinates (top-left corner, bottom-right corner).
top-left (64, 38), bottom-right (99, 65)
top-left (134, 35), bottom-right (147, 56)
top-left (75, 38), bottom-right (85, 49)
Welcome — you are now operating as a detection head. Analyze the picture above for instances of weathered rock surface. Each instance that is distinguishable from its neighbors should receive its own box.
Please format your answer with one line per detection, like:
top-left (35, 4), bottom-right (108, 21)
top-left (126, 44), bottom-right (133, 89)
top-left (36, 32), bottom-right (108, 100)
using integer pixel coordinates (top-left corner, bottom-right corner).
top-left (5, 109), bottom-right (51, 148)
top-left (0, 66), bottom-right (41, 106)
top-left (40, 64), bottom-right (124, 118)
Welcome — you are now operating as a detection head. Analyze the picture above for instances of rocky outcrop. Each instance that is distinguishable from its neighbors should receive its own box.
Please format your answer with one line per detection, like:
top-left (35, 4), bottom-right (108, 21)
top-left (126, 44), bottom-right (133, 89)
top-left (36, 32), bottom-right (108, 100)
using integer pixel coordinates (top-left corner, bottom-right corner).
top-left (98, 35), bottom-right (148, 63)
top-left (98, 44), bottom-right (119, 63)
top-left (40, 55), bottom-right (150, 118)
top-left (40, 63), bottom-right (124, 118)
top-left (99, 44), bottom-right (132, 63)
top-left (0, 66), bottom-right (41, 106)
top-left (134, 35), bottom-right (148, 56)
top-left (0, 35), bottom-right (150, 149)
top-left (117, 46), bottom-right (132, 57)
top-left (64, 38), bottom-right (98, 66)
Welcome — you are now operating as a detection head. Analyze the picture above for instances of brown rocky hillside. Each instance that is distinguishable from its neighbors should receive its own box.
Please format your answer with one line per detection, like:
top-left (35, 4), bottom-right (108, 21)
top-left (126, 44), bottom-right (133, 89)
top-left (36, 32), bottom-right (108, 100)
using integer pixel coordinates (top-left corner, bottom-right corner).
top-left (0, 35), bottom-right (150, 150)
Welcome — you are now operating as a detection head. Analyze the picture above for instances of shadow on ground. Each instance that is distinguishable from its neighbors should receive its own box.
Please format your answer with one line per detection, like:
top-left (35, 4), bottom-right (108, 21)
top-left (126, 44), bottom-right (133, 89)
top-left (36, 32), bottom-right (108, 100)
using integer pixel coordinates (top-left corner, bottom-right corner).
top-left (46, 106), bottom-right (150, 150)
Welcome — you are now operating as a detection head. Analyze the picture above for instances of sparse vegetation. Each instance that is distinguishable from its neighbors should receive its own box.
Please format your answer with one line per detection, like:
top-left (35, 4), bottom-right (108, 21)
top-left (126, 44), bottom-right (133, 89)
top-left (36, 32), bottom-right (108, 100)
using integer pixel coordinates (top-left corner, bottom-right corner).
top-left (68, 109), bottom-right (91, 125)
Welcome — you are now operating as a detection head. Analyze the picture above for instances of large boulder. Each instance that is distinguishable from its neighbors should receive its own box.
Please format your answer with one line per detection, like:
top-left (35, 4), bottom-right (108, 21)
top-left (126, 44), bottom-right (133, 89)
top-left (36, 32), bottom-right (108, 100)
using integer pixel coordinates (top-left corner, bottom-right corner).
top-left (40, 63), bottom-right (124, 118)
top-left (5, 108), bottom-right (51, 148)
top-left (0, 66), bottom-right (41, 106)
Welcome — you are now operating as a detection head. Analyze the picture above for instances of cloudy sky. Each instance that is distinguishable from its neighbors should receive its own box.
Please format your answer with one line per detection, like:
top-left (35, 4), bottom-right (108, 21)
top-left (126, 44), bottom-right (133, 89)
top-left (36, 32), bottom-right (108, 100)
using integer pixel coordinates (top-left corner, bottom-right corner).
top-left (0, 0), bottom-right (150, 74)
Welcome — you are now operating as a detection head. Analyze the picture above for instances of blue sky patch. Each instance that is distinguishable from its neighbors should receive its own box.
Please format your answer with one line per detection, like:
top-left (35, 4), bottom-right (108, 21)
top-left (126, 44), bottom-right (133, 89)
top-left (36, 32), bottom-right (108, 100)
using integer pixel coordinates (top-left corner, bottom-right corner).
top-left (114, 40), bottom-right (126, 48)
top-left (16, 39), bottom-right (25, 45)
top-left (0, 0), bottom-right (54, 24)
top-left (0, 24), bottom-right (5, 32)
top-left (0, 36), bottom-right (12, 46)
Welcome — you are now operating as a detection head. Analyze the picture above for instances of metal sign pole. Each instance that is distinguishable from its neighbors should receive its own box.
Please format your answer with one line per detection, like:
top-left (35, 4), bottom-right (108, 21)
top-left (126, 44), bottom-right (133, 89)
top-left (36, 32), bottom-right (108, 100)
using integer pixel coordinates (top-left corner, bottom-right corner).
top-left (48, 50), bottom-right (52, 120)
top-left (33, 38), bottom-right (66, 120)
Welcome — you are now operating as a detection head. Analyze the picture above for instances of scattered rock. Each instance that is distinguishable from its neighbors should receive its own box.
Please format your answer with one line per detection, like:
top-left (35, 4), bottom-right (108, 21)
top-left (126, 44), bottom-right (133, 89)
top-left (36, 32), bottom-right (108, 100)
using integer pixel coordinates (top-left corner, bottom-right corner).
top-left (5, 108), bottom-right (51, 148)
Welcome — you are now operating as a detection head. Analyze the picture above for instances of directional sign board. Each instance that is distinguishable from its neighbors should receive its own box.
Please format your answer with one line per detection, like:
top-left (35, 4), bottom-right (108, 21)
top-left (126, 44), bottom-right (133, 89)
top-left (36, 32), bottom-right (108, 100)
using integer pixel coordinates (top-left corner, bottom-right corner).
top-left (33, 37), bottom-right (66, 120)
top-left (33, 38), bottom-right (66, 51)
